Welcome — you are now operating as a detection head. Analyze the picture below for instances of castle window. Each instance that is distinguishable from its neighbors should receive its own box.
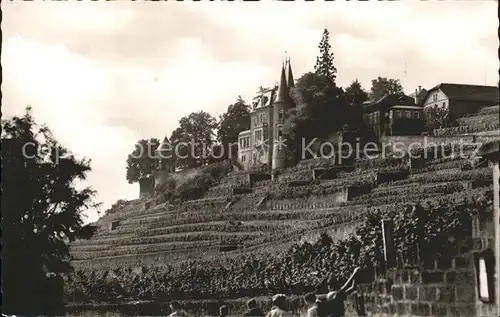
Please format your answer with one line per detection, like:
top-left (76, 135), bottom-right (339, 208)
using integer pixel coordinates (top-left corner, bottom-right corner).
top-left (240, 136), bottom-right (250, 149)
top-left (262, 96), bottom-right (269, 106)
top-left (254, 129), bottom-right (263, 145)
top-left (433, 94), bottom-right (438, 102)
top-left (413, 111), bottom-right (420, 119)
top-left (253, 116), bottom-right (258, 126)
top-left (277, 125), bottom-right (284, 138)
top-left (405, 110), bottom-right (411, 119)
top-left (278, 109), bottom-right (284, 120)
top-left (259, 113), bottom-right (267, 125)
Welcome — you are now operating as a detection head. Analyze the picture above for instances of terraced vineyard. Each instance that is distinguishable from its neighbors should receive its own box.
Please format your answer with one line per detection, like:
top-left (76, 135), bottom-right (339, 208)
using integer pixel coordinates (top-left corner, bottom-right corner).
top-left (70, 106), bottom-right (499, 269)
top-left (71, 156), bottom-right (490, 265)
top-left (433, 105), bottom-right (500, 137)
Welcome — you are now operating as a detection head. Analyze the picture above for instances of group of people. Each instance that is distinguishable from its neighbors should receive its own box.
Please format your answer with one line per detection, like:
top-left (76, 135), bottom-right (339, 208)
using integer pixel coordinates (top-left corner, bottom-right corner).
top-left (166, 268), bottom-right (363, 317)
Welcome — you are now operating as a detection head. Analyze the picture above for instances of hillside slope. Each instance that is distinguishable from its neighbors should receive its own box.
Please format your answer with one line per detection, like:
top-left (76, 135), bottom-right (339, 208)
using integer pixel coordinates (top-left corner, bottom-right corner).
top-left (70, 105), bottom-right (499, 268)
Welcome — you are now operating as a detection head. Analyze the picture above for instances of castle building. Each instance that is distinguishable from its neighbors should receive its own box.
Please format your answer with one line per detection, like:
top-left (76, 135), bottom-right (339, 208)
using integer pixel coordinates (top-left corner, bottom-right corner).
top-left (238, 59), bottom-right (295, 171)
top-left (153, 135), bottom-right (176, 192)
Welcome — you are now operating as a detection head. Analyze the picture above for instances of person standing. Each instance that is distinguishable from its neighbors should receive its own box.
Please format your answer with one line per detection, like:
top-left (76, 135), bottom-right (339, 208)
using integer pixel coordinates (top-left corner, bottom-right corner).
top-left (303, 292), bottom-right (319, 317)
top-left (266, 294), bottom-right (293, 317)
top-left (168, 301), bottom-right (188, 317)
top-left (316, 267), bottom-right (361, 317)
top-left (244, 298), bottom-right (265, 317)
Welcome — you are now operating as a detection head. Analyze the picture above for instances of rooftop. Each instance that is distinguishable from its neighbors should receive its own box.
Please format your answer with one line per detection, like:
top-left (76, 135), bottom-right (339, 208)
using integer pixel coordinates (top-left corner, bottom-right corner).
top-left (363, 93), bottom-right (418, 111)
top-left (425, 83), bottom-right (499, 104)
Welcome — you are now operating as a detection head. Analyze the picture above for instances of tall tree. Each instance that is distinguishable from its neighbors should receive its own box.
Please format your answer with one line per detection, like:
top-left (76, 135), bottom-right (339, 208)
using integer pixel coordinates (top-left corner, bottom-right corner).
top-left (2, 106), bottom-right (99, 315)
top-left (170, 111), bottom-right (218, 169)
top-left (369, 77), bottom-right (404, 102)
top-left (125, 138), bottom-right (161, 184)
top-left (314, 29), bottom-right (337, 84)
top-left (217, 96), bottom-right (251, 160)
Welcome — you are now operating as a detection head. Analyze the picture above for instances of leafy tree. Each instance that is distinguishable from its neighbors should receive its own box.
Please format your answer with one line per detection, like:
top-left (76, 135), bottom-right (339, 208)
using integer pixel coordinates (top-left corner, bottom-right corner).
top-left (424, 104), bottom-right (457, 132)
top-left (170, 111), bottom-right (218, 169)
top-left (314, 29), bottom-right (337, 84)
top-left (2, 106), bottom-right (99, 315)
top-left (285, 72), bottom-right (349, 164)
top-left (369, 77), bottom-right (404, 102)
top-left (217, 96), bottom-right (250, 160)
top-left (125, 138), bottom-right (160, 184)
top-left (344, 79), bottom-right (369, 107)
top-left (343, 79), bottom-right (376, 140)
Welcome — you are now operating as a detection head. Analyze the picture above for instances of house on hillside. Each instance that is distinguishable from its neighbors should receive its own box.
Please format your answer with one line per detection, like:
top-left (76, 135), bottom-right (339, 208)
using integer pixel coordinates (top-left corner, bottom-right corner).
top-left (422, 83), bottom-right (499, 118)
top-left (363, 90), bottom-right (425, 137)
top-left (237, 58), bottom-right (295, 171)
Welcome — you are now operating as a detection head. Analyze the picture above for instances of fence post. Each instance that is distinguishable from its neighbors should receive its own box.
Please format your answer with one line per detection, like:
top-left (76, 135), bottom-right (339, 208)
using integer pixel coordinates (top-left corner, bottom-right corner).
top-left (381, 219), bottom-right (395, 269)
top-left (477, 140), bottom-right (500, 315)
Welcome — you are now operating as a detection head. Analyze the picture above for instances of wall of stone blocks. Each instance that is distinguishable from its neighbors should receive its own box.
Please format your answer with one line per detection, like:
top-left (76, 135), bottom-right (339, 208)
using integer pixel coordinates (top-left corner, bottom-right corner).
top-left (352, 210), bottom-right (497, 317)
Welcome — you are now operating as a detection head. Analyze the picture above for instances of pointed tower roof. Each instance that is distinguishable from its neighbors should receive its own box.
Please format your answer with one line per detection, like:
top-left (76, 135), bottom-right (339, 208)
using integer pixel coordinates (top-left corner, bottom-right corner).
top-left (275, 62), bottom-right (288, 103)
top-left (156, 135), bottom-right (172, 153)
top-left (286, 58), bottom-right (294, 89)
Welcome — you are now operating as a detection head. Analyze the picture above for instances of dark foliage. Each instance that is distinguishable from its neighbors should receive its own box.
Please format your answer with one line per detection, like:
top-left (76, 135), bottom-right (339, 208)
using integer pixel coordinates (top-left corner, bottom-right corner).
top-left (218, 96), bottom-right (251, 160)
top-left (125, 138), bottom-right (161, 184)
top-left (170, 111), bottom-right (218, 169)
top-left (369, 77), bottom-right (404, 102)
top-left (2, 107), bottom-right (99, 315)
top-left (285, 72), bottom-right (350, 164)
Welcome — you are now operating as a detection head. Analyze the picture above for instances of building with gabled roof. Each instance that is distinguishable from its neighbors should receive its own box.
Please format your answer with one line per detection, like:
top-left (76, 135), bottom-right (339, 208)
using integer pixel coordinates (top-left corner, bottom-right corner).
top-left (363, 92), bottom-right (425, 137)
top-left (421, 83), bottom-right (499, 118)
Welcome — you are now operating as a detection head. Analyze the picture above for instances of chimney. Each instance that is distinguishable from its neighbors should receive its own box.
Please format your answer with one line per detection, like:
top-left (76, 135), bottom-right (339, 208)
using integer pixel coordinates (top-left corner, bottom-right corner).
top-left (418, 85), bottom-right (422, 92)
top-left (414, 89), bottom-right (418, 105)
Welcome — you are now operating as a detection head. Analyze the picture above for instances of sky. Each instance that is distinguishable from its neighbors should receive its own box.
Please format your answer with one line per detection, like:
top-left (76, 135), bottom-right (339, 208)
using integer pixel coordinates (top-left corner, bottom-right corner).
top-left (2, 0), bottom-right (498, 223)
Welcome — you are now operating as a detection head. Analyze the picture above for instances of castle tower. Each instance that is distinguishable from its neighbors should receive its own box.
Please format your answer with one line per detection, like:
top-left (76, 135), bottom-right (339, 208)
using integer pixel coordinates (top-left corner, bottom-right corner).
top-left (156, 135), bottom-right (175, 172)
top-left (153, 135), bottom-right (175, 191)
top-left (271, 60), bottom-right (293, 171)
